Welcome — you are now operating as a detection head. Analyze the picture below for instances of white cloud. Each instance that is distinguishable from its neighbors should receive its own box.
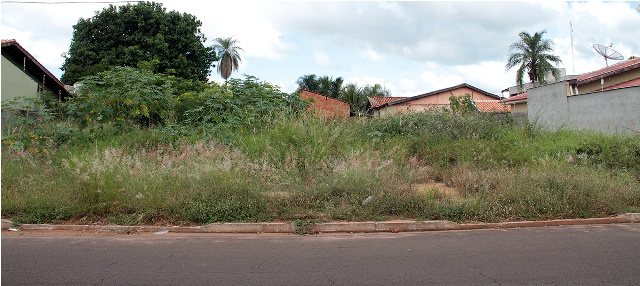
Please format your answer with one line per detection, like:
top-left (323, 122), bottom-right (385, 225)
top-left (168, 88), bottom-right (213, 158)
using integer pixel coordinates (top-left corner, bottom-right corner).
top-left (420, 69), bottom-right (464, 91)
top-left (362, 49), bottom-right (384, 61)
top-left (314, 51), bottom-right (338, 69)
top-left (393, 78), bottom-right (419, 98)
top-left (2, 1), bottom-right (638, 97)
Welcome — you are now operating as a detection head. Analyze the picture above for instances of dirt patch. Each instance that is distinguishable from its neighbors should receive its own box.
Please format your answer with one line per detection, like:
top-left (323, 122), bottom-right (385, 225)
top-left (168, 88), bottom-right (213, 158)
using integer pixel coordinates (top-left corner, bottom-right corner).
top-left (413, 181), bottom-right (463, 202)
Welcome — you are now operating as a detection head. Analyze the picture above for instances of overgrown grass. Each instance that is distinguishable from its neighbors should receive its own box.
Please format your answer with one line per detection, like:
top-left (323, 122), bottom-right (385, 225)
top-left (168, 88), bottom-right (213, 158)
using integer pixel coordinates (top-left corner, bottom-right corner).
top-left (2, 111), bottom-right (639, 225)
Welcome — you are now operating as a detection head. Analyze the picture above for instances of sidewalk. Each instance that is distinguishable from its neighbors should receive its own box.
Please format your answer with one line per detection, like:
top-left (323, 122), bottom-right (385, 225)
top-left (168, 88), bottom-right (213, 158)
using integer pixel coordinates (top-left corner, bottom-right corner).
top-left (3, 213), bottom-right (639, 234)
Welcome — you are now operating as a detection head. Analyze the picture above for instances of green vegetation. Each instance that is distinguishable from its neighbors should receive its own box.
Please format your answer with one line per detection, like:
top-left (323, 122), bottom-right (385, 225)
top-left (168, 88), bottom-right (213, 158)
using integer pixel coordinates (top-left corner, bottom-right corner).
top-left (3, 95), bottom-right (639, 225)
top-left (295, 74), bottom-right (392, 114)
top-left (506, 30), bottom-right (563, 89)
top-left (61, 1), bottom-right (217, 84)
top-left (213, 36), bottom-right (244, 81)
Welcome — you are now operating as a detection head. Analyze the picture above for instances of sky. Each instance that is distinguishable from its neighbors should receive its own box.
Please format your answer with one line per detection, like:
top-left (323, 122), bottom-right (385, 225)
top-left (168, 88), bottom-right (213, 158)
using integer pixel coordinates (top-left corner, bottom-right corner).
top-left (2, 1), bottom-right (640, 98)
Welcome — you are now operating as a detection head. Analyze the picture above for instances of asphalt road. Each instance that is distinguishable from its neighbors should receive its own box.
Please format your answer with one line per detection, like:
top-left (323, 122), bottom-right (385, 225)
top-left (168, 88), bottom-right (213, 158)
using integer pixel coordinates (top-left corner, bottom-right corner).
top-left (2, 224), bottom-right (640, 286)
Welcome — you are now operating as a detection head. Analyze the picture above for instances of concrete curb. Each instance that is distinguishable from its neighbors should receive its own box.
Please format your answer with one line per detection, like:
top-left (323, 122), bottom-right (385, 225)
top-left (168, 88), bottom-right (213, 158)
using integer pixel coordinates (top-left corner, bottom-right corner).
top-left (3, 213), bottom-right (638, 234)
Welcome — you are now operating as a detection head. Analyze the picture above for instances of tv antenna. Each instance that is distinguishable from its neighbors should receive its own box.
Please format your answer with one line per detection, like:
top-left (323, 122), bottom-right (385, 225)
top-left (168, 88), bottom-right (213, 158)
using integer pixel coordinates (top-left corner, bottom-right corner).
top-left (593, 43), bottom-right (624, 67)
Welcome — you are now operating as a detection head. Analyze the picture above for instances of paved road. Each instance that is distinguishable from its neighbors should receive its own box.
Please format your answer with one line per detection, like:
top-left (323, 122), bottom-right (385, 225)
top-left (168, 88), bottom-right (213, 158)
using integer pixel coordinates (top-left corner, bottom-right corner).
top-left (2, 224), bottom-right (640, 285)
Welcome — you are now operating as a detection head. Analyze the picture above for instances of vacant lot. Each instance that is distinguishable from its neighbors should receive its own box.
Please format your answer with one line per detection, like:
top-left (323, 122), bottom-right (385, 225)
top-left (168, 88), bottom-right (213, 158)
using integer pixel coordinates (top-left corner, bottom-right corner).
top-left (2, 111), bottom-right (639, 225)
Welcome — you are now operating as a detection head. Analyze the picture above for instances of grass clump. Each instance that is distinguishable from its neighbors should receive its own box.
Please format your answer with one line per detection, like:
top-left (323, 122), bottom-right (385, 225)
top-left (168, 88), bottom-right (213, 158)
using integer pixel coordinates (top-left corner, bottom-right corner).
top-left (2, 110), bottom-right (639, 225)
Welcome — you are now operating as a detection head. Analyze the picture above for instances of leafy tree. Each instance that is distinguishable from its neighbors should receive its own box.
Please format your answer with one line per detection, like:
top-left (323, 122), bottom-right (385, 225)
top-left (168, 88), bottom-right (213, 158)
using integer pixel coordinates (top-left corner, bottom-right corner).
top-left (339, 83), bottom-right (390, 114)
top-left (340, 83), bottom-right (366, 113)
top-left (505, 30), bottom-right (563, 89)
top-left (61, 2), bottom-right (216, 84)
top-left (65, 66), bottom-right (175, 129)
top-left (296, 74), bottom-right (343, 98)
top-left (213, 37), bottom-right (244, 81)
top-left (361, 83), bottom-right (390, 98)
top-left (182, 75), bottom-right (306, 139)
top-left (449, 94), bottom-right (478, 114)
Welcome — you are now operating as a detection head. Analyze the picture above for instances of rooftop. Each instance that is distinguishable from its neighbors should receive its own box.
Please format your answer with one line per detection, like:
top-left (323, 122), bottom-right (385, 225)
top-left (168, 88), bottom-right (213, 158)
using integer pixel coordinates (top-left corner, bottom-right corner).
top-left (574, 57), bottom-right (640, 85)
top-left (2, 39), bottom-right (70, 99)
top-left (367, 96), bottom-right (407, 109)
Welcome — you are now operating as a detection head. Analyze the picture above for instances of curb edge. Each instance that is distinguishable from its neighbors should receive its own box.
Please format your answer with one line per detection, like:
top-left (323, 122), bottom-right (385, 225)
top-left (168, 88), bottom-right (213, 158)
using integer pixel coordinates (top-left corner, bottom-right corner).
top-left (3, 213), bottom-right (638, 234)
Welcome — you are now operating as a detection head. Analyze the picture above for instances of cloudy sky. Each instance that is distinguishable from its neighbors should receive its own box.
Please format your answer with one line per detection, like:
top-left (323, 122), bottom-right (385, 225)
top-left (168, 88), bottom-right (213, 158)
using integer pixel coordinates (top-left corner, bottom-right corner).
top-left (2, 1), bottom-right (640, 97)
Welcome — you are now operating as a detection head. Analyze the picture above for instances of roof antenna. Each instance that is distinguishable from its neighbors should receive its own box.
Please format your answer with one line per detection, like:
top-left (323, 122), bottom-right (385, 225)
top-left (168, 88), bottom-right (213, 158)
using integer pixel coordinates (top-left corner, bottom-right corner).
top-left (593, 43), bottom-right (624, 68)
top-left (570, 21), bottom-right (575, 74)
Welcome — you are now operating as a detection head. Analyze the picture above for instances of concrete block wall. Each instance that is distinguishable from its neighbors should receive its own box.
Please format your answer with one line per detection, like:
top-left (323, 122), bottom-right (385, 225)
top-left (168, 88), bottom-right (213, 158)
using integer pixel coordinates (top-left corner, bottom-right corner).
top-left (528, 81), bottom-right (640, 134)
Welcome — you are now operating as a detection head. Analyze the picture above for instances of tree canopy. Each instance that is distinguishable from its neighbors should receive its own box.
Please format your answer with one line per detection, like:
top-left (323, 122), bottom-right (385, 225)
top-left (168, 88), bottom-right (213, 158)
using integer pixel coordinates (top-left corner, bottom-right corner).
top-left (60, 1), bottom-right (217, 84)
top-left (296, 74), bottom-right (391, 115)
top-left (505, 30), bottom-right (563, 89)
top-left (296, 74), bottom-right (344, 99)
top-left (341, 83), bottom-right (390, 114)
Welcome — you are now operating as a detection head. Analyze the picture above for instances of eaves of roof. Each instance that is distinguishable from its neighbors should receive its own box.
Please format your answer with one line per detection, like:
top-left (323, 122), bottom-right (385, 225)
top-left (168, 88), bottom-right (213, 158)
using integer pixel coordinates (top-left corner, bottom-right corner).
top-left (2, 39), bottom-right (70, 99)
top-left (501, 93), bottom-right (528, 105)
top-left (367, 96), bottom-right (407, 109)
top-left (571, 58), bottom-right (640, 86)
top-left (388, 83), bottom-right (499, 106)
top-left (602, 77), bottom-right (640, 91)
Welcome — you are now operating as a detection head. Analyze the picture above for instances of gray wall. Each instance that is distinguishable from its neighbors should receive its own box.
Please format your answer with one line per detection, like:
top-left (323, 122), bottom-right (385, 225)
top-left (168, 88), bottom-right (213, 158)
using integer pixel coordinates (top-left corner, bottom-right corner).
top-left (528, 81), bottom-right (640, 134)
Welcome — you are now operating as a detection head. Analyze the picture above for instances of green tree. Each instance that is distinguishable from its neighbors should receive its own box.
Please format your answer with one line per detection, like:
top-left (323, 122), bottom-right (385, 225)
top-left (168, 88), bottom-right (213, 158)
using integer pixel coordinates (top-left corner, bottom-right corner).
top-left (505, 30), bottom-right (563, 89)
top-left (65, 66), bottom-right (175, 129)
top-left (296, 74), bottom-right (343, 98)
top-left (339, 83), bottom-right (390, 114)
top-left (60, 2), bottom-right (216, 84)
top-left (213, 36), bottom-right (244, 81)
top-left (449, 94), bottom-right (478, 114)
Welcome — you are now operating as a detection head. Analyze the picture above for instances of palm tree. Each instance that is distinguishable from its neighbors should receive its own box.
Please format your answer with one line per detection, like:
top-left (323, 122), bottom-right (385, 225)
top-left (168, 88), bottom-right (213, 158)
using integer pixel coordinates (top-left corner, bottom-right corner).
top-left (296, 74), bottom-right (343, 98)
top-left (506, 30), bottom-right (563, 90)
top-left (213, 36), bottom-right (243, 81)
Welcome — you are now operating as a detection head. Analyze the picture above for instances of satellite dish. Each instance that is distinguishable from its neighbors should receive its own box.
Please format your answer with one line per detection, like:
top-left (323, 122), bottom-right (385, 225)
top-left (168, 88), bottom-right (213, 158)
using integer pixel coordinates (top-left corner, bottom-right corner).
top-left (593, 44), bottom-right (624, 67)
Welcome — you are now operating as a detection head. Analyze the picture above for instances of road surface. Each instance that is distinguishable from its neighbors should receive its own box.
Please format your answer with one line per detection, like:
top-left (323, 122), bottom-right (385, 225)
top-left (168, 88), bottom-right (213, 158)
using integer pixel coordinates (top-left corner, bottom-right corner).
top-left (2, 223), bottom-right (639, 285)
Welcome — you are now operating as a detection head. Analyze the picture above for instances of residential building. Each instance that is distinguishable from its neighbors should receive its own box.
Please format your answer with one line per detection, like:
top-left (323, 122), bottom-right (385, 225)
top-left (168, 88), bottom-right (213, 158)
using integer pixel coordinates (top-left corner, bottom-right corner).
top-left (501, 93), bottom-right (528, 114)
top-left (368, 83), bottom-right (506, 117)
top-left (527, 58), bottom-right (640, 134)
top-left (2, 39), bottom-right (70, 110)
top-left (568, 57), bottom-right (640, 95)
top-left (501, 68), bottom-right (568, 114)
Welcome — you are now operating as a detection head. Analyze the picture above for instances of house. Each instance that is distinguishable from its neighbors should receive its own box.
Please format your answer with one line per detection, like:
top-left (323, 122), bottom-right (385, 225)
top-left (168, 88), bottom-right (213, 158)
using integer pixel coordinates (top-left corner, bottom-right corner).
top-left (368, 83), bottom-right (506, 117)
top-left (367, 95), bottom-right (407, 110)
top-left (501, 68), bottom-right (569, 114)
top-left (299, 89), bottom-right (351, 119)
top-left (568, 57), bottom-right (640, 95)
top-left (501, 92), bottom-right (528, 114)
top-left (527, 58), bottom-right (640, 134)
top-left (2, 39), bottom-right (70, 111)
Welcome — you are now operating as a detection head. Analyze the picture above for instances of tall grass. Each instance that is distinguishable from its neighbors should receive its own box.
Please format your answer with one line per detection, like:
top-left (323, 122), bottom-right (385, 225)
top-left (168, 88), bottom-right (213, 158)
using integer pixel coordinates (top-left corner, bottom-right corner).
top-left (2, 111), bottom-right (639, 225)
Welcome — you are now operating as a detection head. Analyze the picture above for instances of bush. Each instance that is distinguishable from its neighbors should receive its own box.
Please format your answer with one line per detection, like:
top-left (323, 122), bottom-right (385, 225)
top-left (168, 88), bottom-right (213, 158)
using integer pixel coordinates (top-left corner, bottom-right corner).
top-left (65, 66), bottom-right (175, 129)
top-left (180, 75), bottom-right (307, 141)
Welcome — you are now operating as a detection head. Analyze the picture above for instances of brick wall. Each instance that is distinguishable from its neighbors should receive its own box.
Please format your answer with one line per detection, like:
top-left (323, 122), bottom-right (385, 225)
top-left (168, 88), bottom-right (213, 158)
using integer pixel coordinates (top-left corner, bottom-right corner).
top-left (299, 89), bottom-right (350, 119)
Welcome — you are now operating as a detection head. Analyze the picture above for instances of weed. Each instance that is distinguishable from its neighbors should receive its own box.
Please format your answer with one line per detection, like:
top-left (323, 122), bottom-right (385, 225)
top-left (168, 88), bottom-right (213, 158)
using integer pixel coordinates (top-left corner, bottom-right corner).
top-left (2, 109), bottom-right (638, 225)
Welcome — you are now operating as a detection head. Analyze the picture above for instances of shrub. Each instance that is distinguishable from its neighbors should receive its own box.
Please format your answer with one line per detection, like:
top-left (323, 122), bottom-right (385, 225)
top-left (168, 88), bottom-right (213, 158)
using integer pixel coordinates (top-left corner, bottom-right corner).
top-left (65, 66), bottom-right (175, 129)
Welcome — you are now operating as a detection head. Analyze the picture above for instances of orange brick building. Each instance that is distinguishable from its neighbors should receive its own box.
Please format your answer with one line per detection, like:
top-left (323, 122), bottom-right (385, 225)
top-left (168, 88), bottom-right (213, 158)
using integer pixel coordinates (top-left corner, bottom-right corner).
top-left (299, 89), bottom-right (351, 119)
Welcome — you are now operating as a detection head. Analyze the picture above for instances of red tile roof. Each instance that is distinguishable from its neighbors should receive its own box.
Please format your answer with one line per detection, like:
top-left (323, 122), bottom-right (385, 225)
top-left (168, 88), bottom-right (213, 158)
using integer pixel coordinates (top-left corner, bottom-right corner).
top-left (367, 96), bottom-right (407, 109)
top-left (601, 77), bottom-right (640, 91)
top-left (501, 93), bottom-right (528, 104)
top-left (576, 57), bottom-right (640, 85)
top-left (388, 83), bottom-right (499, 107)
top-left (474, 101), bottom-right (511, 113)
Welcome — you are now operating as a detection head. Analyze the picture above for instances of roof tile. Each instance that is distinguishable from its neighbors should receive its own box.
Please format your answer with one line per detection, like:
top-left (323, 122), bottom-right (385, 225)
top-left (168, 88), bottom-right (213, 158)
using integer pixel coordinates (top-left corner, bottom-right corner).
top-left (577, 58), bottom-right (640, 84)
top-left (367, 96), bottom-right (407, 109)
top-left (501, 93), bottom-right (528, 103)
top-left (475, 101), bottom-right (511, 113)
